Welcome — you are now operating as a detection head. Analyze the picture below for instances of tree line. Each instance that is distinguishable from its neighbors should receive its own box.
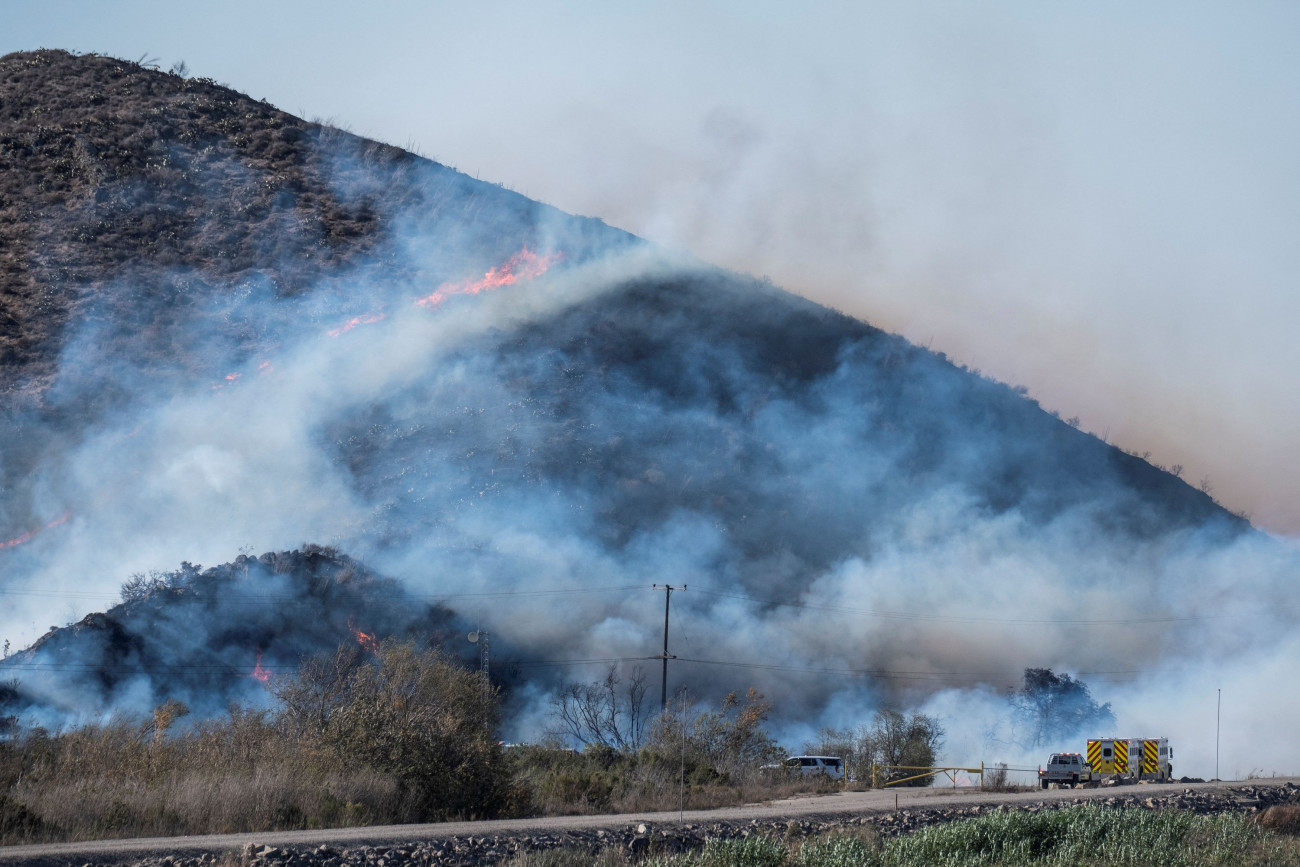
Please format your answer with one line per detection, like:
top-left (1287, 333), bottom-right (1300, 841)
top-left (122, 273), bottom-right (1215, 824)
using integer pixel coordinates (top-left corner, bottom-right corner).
top-left (0, 639), bottom-right (1114, 845)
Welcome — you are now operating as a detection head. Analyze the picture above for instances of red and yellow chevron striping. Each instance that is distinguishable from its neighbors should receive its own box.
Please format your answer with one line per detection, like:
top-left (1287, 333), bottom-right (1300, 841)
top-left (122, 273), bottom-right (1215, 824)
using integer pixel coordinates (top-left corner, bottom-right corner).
top-left (1143, 739), bottom-right (1159, 774)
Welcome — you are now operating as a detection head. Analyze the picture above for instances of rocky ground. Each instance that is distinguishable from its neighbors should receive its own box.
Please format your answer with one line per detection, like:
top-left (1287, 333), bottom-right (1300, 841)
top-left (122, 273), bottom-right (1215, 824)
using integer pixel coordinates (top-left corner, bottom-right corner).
top-left (16, 780), bottom-right (1296, 867)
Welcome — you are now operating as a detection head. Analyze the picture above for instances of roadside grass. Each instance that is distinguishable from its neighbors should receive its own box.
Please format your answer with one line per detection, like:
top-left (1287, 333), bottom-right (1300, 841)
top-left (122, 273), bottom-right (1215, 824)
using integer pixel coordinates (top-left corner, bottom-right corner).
top-left (505, 807), bottom-right (1300, 867)
top-left (0, 715), bottom-right (408, 843)
top-left (0, 716), bottom-right (837, 845)
top-left (880, 805), bottom-right (1296, 866)
top-left (6, 710), bottom-right (1295, 858)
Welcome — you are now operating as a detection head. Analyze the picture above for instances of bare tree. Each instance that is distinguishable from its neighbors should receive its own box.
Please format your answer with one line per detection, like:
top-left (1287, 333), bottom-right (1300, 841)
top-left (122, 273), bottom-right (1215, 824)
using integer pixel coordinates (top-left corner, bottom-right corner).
top-left (271, 643), bottom-right (365, 739)
top-left (549, 664), bottom-right (650, 751)
top-left (871, 708), bottom-right (945, 785)
top-left (805, 724), bottom-right (876, 782)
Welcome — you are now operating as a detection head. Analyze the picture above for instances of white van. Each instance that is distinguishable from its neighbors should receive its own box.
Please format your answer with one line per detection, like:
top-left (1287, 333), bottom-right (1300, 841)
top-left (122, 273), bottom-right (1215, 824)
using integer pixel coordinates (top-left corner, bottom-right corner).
top-left (781, 755), bottom-right (845, 780)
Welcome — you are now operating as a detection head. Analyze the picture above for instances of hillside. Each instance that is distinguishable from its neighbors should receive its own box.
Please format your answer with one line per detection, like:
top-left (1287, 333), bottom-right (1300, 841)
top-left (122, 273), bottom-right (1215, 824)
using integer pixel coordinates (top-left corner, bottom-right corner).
top-left (0, 546), bottom-right (467, 727)
top-left (0, 50), bottom-right (1277, 740)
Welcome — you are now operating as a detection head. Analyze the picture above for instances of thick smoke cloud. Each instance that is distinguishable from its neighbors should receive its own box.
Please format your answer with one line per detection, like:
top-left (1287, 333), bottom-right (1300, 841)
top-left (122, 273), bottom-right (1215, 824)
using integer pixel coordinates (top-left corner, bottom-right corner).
top-left (0, 102), bottom-right (1297, 780)
top-left (57, 1), bottom-right (1287, 537)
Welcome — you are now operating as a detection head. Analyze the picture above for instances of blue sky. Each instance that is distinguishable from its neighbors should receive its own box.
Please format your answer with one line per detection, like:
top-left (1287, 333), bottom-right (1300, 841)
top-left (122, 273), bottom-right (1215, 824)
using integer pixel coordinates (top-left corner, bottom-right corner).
top-left (5, 1), bottom-right (1300, 534)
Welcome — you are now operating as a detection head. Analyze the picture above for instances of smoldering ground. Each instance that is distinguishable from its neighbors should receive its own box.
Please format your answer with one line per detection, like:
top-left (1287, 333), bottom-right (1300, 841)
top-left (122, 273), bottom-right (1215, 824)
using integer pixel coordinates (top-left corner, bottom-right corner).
top-left (0, 87), bottom-right (1296, 777)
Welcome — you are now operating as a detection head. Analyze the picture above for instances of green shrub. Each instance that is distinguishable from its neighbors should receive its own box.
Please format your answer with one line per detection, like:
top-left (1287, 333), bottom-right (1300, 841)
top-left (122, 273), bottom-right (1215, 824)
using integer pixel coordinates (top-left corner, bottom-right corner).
top-left (882, 806), bottom-right (1282, 867)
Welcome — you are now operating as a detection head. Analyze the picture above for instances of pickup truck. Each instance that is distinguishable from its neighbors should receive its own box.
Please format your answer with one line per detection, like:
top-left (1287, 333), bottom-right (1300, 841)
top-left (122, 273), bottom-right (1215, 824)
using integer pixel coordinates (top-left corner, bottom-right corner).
top-left (1039, 753), bottom-right (1092, 788)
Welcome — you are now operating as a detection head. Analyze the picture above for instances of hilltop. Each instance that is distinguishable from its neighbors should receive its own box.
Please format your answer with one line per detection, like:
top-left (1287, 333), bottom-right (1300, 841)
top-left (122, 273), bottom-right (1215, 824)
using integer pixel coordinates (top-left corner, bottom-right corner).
top-left (0, 49), bottom-right (631, 398)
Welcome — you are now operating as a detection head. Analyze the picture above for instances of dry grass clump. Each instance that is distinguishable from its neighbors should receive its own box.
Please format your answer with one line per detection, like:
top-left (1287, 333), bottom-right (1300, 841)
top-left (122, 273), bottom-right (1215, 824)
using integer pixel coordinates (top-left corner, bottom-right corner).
top-left (1255, 804), bottom-right (1300, 836)
top-left (0, 708), bottom-right (407, 844)
top-left (980, 761), bottom-right (1033, 793)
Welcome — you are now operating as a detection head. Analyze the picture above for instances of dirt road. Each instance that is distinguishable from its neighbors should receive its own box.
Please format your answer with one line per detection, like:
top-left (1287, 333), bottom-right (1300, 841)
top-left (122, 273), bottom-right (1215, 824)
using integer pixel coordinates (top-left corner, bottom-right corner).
top-left (2, 777), bottom-right (1295, 865)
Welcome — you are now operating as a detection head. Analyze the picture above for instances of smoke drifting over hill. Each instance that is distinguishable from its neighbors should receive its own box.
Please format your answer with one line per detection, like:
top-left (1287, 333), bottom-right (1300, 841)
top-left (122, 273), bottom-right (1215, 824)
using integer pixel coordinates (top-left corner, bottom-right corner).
top-left (0, 51), bottom-right (1296, 779)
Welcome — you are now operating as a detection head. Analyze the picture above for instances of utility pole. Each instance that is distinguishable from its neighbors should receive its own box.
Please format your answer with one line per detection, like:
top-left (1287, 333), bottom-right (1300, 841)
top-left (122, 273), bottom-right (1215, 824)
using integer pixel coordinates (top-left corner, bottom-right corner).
top-left (1216, 687), bottom-right (1221, 780)
top-left (652, 584), bottom-right (685, 712)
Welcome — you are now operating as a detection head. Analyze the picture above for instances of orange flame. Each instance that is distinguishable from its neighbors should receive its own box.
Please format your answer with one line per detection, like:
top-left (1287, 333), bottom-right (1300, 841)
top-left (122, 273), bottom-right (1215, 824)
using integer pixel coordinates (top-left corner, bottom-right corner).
top-left (211, 371), bottom-right (243, 392)
top-left (415, 247), bottom-right (563, 309)
top-left (1, 511), bottom-right (72, 551)
top-left (328, 312), bottom-right (387, 338)
top-left (250, 650), bottom-right (272, 684)
top-left (348, 618), bottom-right (380, 654)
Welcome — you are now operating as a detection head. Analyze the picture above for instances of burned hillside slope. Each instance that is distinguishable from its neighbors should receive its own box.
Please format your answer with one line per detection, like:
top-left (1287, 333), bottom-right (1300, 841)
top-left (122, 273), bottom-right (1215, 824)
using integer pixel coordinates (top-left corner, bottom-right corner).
top-left (0, 48), bottom-right (635, 542)
top-left (333, 268), bottom-right (1242, 568)
top-left (0, 49), bottom-right (633, 396)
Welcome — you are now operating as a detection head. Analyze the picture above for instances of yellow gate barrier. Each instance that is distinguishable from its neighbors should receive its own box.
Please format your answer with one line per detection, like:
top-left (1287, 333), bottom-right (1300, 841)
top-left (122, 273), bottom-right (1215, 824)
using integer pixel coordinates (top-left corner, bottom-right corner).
top-left (872, 762), bottom-right (984, 788)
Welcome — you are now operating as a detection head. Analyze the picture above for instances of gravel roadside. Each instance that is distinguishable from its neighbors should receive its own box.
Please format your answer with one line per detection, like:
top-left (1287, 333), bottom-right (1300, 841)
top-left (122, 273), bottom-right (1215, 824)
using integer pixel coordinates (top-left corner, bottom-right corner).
top-left (3, 777), bottom-right (1297, 866)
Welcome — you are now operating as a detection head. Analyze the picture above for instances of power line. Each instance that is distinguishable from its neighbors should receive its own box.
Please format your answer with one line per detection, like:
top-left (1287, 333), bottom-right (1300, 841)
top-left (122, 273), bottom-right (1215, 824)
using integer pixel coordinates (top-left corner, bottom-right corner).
top-left (0, 654), bottom-right (1149, 682)
top-left (429, 585), bottom-right (648, 600)
top-left (508, 656), bottom-right (650, 670)
top-left (1, 660), bottom-right (299, 675)
top-left (0, 582), bottom-right (1280, 626)
top-left (687, 587), bottom-right (1263, 626)
top-left (0, 657), bottom-right (657, 674)
top-left (0, 583), bottom-right (647, 604)
top-left (672, 655), bottom-right (1149, 682)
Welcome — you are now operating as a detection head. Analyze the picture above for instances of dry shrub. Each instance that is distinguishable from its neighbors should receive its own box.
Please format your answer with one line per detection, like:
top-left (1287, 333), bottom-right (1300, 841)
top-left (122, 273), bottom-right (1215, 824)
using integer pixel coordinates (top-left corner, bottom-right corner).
top-left (979, 762), bottom-right (1030, 793)
top-left (0, 640), bottom-right (503, 844)
top-left (1255, 804), bottom-right (1300, 836)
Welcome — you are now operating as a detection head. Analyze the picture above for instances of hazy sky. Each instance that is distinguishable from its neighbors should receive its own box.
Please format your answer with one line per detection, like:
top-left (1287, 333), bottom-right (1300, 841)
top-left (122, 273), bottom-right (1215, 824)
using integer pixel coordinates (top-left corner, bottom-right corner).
top-left (6, 1), bottom-right (1300, 534)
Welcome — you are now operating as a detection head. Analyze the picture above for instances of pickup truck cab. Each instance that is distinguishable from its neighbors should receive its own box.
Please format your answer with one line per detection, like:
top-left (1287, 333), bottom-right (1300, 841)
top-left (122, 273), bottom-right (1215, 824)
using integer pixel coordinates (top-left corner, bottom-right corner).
top-left (1039, 753), bottom-right (1091, 788)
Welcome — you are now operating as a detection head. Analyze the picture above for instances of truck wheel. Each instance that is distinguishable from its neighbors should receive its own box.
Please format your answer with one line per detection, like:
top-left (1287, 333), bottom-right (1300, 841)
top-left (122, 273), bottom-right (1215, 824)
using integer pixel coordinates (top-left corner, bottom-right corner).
top-left (1071, 774), bottom-right (1079, 786)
